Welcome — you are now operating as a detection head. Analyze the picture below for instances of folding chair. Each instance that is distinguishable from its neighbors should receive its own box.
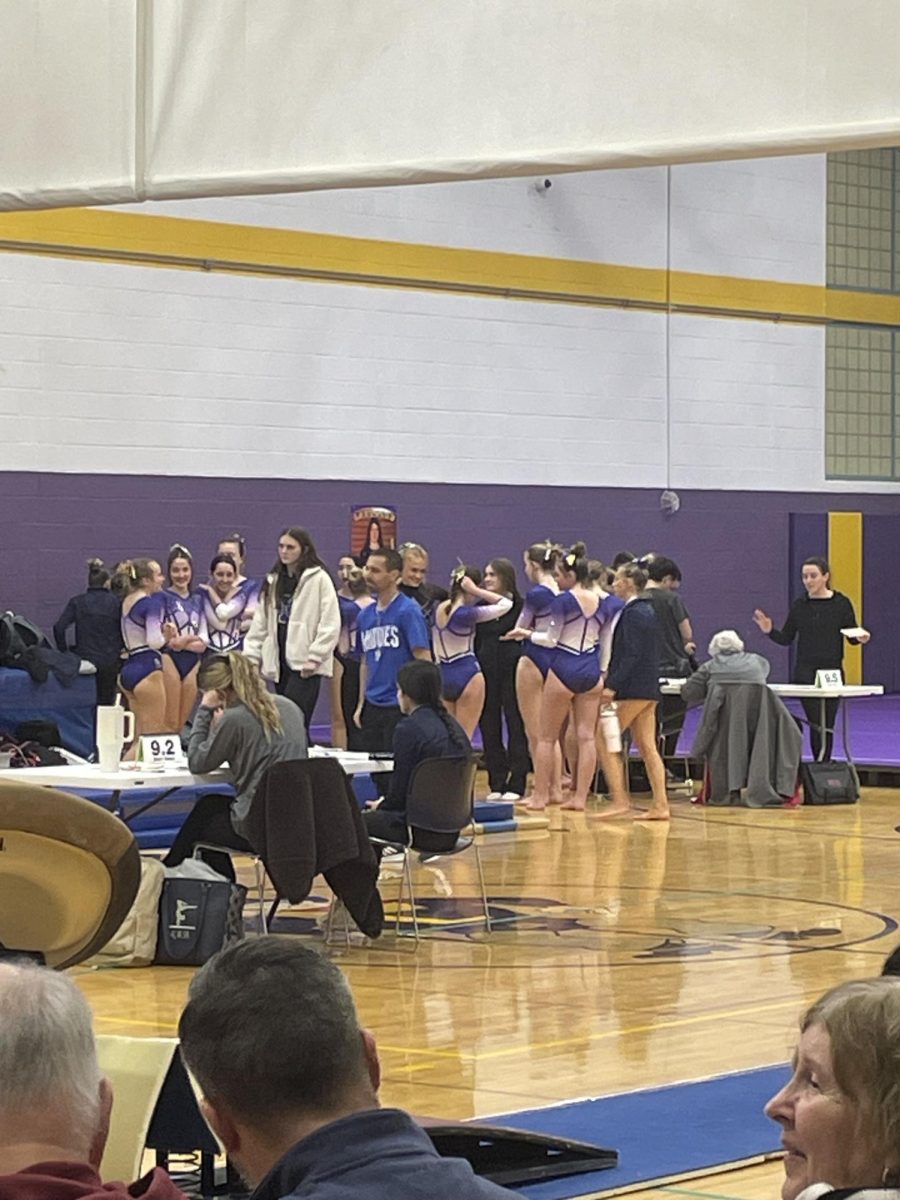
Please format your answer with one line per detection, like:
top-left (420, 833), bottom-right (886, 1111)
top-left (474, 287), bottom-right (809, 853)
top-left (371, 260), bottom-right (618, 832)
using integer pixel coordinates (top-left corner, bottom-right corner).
top-left (369, 754), bottom-right (490, 943)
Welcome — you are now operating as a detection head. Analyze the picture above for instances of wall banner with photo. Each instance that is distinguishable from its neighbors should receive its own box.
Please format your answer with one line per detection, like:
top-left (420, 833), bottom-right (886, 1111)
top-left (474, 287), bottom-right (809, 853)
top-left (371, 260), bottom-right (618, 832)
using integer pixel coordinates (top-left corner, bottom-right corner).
top-left (351, 506), bottom-right (397, 566)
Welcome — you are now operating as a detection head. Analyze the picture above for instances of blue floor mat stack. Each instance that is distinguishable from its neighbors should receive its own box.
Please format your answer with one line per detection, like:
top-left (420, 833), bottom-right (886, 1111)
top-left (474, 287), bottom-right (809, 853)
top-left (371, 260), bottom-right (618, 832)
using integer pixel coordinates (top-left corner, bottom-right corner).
top-left (488, 1065), bottom-right (788, 1199)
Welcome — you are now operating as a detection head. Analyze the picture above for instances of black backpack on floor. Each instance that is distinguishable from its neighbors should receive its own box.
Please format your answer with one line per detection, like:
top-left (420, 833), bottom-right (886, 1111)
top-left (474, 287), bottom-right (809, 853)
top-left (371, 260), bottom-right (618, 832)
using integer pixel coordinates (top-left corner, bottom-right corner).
top-left (800, 761), bottom-right (858, 805)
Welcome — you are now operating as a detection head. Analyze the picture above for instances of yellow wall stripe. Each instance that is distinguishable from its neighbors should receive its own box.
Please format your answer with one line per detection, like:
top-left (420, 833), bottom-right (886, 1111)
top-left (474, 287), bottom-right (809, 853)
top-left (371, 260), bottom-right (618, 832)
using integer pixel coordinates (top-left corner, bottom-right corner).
top-left (0, 206), bottom-right (900, 328)
top-left (828, 512), bottom-right (863, 685)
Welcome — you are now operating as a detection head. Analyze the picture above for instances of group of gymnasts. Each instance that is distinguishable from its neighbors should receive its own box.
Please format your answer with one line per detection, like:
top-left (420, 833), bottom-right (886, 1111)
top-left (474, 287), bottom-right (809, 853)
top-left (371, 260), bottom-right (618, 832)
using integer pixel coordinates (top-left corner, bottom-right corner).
top-left (56, 533), bottom-right (263, 757)
top-left (54, 523), bottom-right (864, 813)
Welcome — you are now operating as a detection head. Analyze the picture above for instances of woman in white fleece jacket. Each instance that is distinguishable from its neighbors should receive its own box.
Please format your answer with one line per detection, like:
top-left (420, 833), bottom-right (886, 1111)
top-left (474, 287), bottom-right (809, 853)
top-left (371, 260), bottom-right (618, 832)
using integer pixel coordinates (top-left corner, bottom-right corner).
top-left (243, 526), bottom-right (340, 731)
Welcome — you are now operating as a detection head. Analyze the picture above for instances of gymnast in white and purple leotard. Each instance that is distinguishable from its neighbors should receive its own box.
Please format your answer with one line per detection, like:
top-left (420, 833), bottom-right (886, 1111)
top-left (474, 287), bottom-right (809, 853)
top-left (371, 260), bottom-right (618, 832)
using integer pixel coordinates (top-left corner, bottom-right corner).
top-left (202, 554), bottom-right (246, 654)
top-left (501, 541), bottom-right (562, 802)
top-left (432, 565), bottom-right (512, 739)
top-left (217, 533), bottom-right (260, 637)
top-left (507, 542), bottom-right (618, 811)
top-left (163, 544), bottom-right (209, 730)
top-left (117, 557), bottom-right (174, 759)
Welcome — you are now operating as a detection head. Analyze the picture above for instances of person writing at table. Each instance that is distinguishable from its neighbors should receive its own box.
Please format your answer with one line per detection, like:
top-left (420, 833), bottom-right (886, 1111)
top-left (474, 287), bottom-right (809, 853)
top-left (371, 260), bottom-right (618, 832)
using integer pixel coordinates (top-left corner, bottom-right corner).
top-left (753, 556), bottom-right (870, 761)
top-left (162, 652), bottom-right (307, 880)
top-left (364, 660), bottom-right (470, 860)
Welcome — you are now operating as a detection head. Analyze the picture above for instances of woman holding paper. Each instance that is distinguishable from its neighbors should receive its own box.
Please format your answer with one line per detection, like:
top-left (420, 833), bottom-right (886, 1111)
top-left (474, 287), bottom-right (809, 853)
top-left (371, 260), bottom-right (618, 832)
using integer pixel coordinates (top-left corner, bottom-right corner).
top-left (752, 556), bottom-right (870, 760)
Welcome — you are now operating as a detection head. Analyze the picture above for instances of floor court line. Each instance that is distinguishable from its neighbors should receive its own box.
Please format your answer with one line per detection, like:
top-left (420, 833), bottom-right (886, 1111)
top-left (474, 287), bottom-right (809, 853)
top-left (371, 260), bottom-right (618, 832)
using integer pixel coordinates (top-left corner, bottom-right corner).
top-left (661, 1188), bottom-right (748, 1200)
top-left (378, 993), bottom-right (816, 1063)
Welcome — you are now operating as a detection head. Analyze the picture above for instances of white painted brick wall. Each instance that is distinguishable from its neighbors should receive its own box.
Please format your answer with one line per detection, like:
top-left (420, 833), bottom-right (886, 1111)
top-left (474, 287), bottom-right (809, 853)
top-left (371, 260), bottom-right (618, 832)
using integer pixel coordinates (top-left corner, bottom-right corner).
top-left (669, 315), bottom-right (826, 489)
top-left (116, 155), bottom-right (825, 286)
top-left (5, 154), bottom-right (888, 493)
top-left (0, 252), bottom-right (670, 487)
top-left (671, 156), bottom-right (825, 285)
top-left (115, 168), bottom-right (670, 269)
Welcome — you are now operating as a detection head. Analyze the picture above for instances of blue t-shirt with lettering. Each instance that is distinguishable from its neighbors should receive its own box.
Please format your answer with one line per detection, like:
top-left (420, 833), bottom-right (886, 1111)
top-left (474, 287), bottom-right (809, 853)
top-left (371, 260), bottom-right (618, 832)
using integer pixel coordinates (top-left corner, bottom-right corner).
top-left (356, 593), bottom-right (430, 706)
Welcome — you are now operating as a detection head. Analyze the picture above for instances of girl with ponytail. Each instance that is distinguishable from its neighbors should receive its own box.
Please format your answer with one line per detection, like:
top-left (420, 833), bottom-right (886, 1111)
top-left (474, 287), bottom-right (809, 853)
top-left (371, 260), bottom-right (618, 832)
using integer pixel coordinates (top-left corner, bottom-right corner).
top-left (502, 540), bottom-right (562, 801)
top-left (363, 659), bottom-right (471, 857)
top-left (506, 542), bottom-right (622, 811)
top-left (118, 557), bottom-right (178, 758)
top-left (431, 564), bottom-right (513, 739)
top-left (161, 651), bottom-right (308, 878)
top-left (599, 557), bottom-right (670, 820)
top-left (52, 558), bottom-right (123, 708)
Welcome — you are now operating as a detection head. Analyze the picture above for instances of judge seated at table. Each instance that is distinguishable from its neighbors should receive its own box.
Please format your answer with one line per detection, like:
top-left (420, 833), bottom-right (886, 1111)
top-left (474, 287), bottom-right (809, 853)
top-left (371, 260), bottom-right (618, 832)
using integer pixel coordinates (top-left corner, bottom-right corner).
top-left (681, 630), bottom-right (770, 707)
top-left (162, 652), bottom-right (307, 880)
top-left (683, 631), bottom-right (799, 807)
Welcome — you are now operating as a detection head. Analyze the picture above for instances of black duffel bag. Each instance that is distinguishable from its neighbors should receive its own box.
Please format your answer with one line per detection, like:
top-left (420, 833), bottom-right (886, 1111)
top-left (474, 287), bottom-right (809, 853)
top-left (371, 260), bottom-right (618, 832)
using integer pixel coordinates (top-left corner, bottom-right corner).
top-left (800, 761), bottom-right (859, 805)
top-left (155, 877), bottom-right (247, 966)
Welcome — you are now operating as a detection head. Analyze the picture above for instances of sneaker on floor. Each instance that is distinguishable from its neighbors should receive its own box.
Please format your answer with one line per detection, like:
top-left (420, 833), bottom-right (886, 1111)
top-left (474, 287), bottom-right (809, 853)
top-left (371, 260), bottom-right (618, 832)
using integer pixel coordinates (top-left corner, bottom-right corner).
top-left (485, 791), bottom-right (504, 801)
top-left (500, 791), bottom-right (522, 801)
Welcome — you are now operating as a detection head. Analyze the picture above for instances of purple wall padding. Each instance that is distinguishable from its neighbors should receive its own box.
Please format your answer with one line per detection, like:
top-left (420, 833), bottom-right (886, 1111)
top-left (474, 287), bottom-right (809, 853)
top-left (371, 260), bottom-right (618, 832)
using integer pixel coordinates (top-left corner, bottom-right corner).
top-left (3, 472), bottom-right (900, 701)
top-left (788, 512), bottom-right (829, 680)
top-left (863, 515), bottom-right (900, 691)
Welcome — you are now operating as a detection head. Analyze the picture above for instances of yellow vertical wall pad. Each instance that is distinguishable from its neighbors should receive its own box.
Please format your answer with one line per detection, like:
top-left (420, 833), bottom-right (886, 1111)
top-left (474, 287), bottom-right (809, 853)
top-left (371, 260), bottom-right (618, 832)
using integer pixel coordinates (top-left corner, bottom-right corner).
top-left (828, 511), bottom-right (863, 684)
top-left (2, 207), bottom-right (900, 326)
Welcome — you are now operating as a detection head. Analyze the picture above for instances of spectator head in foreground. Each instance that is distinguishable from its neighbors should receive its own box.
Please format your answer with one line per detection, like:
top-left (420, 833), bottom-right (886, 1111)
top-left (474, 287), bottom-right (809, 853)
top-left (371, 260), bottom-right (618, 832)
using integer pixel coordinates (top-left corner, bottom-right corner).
top-left (179, 938), bottom-right (380, 1188)
top-left (765, 978), bottom-right (900, 1200)
top-left (0, 959), bottom-right (185, 1198)
top-left (179, 938), bottom-right (517, 1200)
top-left (0, 959), bottom-right (112, 1174)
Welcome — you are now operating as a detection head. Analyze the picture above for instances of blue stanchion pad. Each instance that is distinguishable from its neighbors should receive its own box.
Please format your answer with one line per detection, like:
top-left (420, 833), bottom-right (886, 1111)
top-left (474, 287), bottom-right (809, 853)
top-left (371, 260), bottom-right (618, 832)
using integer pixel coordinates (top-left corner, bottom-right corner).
top-left (474, 800), bottom-right (515, 822)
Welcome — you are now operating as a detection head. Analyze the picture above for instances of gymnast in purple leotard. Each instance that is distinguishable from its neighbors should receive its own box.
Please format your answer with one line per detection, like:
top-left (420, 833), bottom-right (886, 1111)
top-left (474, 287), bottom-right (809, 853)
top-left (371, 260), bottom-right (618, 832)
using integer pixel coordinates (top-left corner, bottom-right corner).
top-left (217, 533), bottom-right (260, 637)
top-left (431, 565), bottom-right (512, 739)
top-left (202, 555), bottom-right (246, 654)
top-left (162, 544), bottom-right (208, 731)
top-left (507, 542), bottom-right (619, 811)
top-left (501, 541), bottom-right (562, 801)
top-left (117, 557), bottom-right (173, 759)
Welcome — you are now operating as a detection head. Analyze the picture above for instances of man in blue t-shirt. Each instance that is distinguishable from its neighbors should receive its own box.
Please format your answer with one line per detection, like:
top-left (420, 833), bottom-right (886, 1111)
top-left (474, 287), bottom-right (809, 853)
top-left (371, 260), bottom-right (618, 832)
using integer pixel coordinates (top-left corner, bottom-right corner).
top-left (353, 548), bottom-right (431, 752)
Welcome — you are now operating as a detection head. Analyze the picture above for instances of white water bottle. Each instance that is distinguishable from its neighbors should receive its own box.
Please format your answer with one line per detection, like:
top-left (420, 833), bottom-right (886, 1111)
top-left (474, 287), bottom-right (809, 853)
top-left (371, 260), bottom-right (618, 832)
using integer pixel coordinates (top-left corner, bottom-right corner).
top-left (96, 705), bottom-right (135, 770)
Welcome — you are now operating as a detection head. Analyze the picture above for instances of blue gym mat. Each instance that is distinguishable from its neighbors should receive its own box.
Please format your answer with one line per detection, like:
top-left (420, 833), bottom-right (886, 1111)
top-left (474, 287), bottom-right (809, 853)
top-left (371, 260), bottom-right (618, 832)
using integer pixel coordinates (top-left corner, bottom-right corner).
top-left (487, 1064), bottom-right (788, 1199)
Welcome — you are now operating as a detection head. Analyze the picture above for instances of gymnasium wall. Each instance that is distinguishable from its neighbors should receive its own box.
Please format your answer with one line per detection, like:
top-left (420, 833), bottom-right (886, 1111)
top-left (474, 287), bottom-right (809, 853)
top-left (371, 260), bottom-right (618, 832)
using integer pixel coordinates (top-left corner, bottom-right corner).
top-left (2, 153), bottom-right (899, 686)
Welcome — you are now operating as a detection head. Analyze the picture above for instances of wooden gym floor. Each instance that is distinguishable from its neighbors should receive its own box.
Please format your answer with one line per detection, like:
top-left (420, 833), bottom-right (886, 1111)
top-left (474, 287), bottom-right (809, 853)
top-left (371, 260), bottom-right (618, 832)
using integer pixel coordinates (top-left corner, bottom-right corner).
top-left (73, 786), bottom-right (900, 1200)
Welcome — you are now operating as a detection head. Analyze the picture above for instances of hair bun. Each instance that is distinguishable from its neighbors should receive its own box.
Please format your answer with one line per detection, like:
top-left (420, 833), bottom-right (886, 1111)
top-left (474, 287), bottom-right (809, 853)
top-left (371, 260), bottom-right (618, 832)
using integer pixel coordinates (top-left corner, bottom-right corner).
top-left (570, 541), bottom-right (587, 558)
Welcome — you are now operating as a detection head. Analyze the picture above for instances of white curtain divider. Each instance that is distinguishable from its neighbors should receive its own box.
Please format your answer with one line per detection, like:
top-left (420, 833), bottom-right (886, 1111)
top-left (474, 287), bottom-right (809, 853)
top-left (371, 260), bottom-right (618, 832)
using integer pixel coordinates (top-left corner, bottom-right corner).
top-left (3, 0), bottom-right (900, 211)
top-left (0, 0), bottom-right (137, 210)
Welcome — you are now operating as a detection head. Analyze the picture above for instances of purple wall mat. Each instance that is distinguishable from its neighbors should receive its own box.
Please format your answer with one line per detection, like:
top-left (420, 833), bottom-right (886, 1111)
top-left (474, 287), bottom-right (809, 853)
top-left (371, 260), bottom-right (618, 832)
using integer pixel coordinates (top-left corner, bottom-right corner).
top-left (864, 516), bottom-right (900, 692)
top-left (3, 473), bottom-right (900, 708)
top-left (788, 512), bottom-right (829, 681)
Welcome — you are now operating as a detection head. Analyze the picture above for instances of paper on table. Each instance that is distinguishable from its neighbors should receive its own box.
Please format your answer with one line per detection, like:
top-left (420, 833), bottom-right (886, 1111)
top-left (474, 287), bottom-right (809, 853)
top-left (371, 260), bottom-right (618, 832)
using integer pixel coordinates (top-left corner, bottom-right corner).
top-left (840, 627), bottom-right (869, 638)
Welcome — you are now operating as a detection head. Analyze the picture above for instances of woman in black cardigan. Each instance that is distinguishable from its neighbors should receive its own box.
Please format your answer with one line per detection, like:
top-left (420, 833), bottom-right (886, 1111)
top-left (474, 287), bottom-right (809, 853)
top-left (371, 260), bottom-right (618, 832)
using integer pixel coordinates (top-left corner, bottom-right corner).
top-left (600, 560), bottom-right (669, 820)
top-left (753, 555), bottom-right (870, 760)
top-left (475, 558), bottom-right (529, 800)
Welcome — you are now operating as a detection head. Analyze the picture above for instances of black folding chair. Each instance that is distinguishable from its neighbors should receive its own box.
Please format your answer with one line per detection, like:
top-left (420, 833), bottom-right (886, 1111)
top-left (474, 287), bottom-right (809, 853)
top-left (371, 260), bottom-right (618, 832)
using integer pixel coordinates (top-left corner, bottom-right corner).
top-left (369, 754), bottom-right (490, 942)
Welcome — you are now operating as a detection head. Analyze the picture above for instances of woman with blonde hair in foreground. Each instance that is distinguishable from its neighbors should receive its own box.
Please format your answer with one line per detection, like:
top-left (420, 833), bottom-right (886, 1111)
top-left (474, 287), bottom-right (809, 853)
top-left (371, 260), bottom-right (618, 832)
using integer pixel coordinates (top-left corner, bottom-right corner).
top-left (765, 977), bottom-right (900, 1200)
top-left (161, 652), bottom-right (307, 879)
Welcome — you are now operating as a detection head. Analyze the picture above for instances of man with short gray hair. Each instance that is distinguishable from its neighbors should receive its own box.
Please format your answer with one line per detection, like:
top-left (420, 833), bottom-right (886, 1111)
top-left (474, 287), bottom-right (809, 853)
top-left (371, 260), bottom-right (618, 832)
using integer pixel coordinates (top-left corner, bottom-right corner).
top-left (0, 960), bottom-right (183, 1200)
top-left (178, 938), bottom-right (516, 1200)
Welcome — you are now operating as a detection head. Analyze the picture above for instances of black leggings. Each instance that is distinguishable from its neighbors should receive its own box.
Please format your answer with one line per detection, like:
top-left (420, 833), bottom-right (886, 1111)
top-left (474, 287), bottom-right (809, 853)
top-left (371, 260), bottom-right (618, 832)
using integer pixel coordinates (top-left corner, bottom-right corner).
top-left (339, 657), bottom-right (365, 750)
top-left (276, 669), bottom-right (321, 733)
top-left (364, 807), bottom-right (458, 862)
top-left (162, 793), bottom-right (252, 882)
top-left (479, 668), bottom-right (529, 795)
top-left (799, 697), bottom-right (840, 761)
top-left (94, 663), bottom-right (120, 708)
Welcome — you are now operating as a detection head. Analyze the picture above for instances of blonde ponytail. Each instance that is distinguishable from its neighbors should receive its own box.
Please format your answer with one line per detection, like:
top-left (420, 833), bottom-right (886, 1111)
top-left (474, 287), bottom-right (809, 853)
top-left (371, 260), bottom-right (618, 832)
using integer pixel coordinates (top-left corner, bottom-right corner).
top-left (198, 653), bottom-right (283, 740)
